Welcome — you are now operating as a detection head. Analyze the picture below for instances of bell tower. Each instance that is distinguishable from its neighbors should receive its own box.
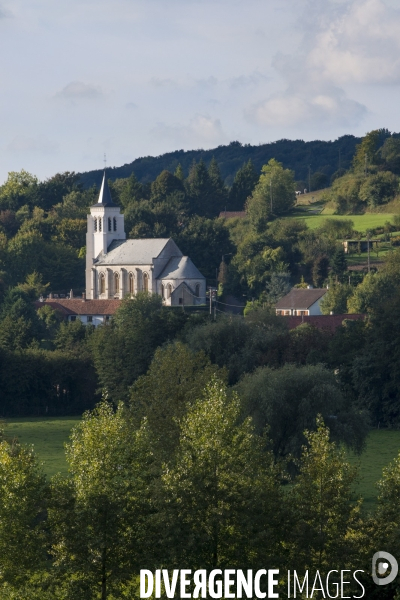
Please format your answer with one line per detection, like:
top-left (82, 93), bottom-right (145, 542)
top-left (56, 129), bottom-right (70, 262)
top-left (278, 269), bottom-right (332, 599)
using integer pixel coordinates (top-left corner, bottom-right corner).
top-left (85, 171), bottom-right (126, 298)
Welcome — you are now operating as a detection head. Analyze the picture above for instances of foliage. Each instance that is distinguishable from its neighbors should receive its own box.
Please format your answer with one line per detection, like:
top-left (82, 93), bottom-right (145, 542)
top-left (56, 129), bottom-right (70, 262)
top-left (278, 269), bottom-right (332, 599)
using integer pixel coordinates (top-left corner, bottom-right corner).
top-left (161, 378), bottom-right (285, 569)
top-left (320, 283), bottom-right (353, 315)
top-left (287, 417), bottom-right (363, 575)
top-left (246, 159), bottom-right (296, 229)
top-left (129, 342), bottom-right (222, 460)
top-left (92, 293), bottom-right (187, 402)
top-left (236, 363), bottom-right (368, 460)
top-left (228, 159), bottom-right (259, 210)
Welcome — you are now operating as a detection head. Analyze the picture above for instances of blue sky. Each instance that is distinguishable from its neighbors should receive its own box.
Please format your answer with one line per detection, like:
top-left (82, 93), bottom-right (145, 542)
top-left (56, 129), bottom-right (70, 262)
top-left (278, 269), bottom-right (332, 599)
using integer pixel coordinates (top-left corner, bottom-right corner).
top-left (1, 0), bottom-right (400, 183)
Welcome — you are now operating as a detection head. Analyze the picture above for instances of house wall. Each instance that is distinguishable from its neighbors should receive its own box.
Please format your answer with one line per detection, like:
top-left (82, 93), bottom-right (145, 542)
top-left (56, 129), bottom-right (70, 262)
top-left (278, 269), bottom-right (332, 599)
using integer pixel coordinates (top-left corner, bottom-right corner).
top-left (308, 298), bottom-right (324, 316)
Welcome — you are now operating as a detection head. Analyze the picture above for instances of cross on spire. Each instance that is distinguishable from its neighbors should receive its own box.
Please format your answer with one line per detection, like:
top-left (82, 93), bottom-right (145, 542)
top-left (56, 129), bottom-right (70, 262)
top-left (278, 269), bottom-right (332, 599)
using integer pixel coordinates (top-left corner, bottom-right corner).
top-left (104, 153), bottom-right (107, 170)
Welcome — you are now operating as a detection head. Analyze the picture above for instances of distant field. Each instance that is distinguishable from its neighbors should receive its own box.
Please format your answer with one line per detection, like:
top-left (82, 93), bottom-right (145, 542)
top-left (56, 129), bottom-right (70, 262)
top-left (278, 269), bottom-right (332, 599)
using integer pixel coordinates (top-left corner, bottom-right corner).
top-left (286, 212), bottom-right (396, 232)
top-left (5, 417), bottom-right (80, 477)
top-left (347, 430), bottom-right (400, 511)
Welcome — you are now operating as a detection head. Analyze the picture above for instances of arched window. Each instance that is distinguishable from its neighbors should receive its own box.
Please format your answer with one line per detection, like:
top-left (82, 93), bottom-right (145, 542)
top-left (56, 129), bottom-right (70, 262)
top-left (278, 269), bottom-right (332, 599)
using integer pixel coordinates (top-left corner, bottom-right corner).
top-left (114, 272), bottom-right (120, 294)
top-left (167, 284), bottom-right (172, 298)
top-left (99, 273), bottom-right (105, 295)
top-left (113, 217), bottom-right (117, 231)
top-left (99, 218), bottom-right (102, 232)
top-left (195, 284), bottom-right (200, 297)
top-left (143, 272), bottom-right (149, 293)
top-left (129, 272), bottom-right (134, 295)
top-left (108, 217), bottom-right (112, 232)
top-left (94, 217), bottom-right (97, 232)
top-left (161, 284), bottom-right (165, 299)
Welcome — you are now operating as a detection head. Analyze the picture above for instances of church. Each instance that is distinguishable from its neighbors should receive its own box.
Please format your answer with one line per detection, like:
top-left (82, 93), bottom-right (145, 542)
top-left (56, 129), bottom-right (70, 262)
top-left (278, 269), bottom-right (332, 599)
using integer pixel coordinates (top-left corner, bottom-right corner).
top-left (85, 172), bottom-right (206, 306)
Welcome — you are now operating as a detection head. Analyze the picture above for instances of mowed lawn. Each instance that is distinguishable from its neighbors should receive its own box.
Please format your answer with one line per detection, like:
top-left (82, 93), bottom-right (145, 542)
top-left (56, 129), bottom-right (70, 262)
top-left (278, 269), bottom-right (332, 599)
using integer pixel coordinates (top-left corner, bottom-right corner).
top-left (5, 417), bottom-right (80, 478)
top-left (286, 212), bottom-right (396, 232)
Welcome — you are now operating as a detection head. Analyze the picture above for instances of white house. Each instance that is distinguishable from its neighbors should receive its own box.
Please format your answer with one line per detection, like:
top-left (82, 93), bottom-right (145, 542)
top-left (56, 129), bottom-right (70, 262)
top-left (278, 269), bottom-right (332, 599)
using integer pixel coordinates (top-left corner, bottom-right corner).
top-left (275, 288), bottom-right (327, 316)
top-left (85, 172), bottom-right (206, 306)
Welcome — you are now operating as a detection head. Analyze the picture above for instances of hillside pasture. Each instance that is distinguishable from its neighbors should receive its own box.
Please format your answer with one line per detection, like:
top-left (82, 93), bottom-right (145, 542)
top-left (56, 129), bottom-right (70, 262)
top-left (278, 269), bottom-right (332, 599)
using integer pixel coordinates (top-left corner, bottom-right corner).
top-left (285, 211), bottom-right (396, 232)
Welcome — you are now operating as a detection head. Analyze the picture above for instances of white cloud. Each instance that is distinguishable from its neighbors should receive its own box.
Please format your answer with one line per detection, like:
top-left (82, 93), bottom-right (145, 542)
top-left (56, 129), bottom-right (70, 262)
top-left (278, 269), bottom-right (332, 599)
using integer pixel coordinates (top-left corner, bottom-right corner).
top-left (247, 0), bottom-right (400, 128)
top-left (249, 87), bottom-right (366, 127)
top-left (55, 81), bottom-right (103, 100)
top-left (7, 136), bottom-right (59, 154)
top-left (307, 0), bottom-right (400, 85)
top-left (152, 114), bottom-right (227, 145)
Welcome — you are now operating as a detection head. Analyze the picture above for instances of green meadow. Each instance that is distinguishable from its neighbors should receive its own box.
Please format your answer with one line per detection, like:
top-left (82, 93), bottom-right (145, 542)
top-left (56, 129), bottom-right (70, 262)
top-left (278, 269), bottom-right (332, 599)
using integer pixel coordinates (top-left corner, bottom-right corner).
top-left (5, 417), bottom-right (80, 477)
top-left (286, 211), bottom-right (396, 232)
top-left (4, 418), bottom-right (400, 510)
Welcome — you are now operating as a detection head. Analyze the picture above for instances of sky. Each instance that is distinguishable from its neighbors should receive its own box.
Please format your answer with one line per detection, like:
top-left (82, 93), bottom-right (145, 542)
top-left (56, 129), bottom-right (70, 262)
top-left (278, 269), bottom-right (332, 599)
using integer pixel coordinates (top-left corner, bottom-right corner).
top-left (0, 0), bottom-right (400, 183)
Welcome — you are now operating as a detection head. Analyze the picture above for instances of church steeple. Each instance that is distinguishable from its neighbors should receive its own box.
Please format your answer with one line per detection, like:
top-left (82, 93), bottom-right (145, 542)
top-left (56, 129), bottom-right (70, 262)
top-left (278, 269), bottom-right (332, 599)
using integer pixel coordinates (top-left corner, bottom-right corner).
top-left (85, 170), bottom-right (126, 299)
top-left (92, 171), bottom-right (118, 207)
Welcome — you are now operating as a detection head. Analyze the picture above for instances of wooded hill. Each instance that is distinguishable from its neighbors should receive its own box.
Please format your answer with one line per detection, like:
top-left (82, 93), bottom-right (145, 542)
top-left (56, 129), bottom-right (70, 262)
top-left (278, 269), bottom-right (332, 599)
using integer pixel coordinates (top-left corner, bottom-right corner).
top-left (78, 135), bottom-right (362, 189)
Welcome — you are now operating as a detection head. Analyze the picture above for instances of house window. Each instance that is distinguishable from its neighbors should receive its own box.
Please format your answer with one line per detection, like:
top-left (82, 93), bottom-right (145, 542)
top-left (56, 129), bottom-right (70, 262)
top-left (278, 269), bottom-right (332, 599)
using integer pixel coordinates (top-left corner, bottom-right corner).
top-left (167, 284), bottom-right (172, 298)
top-left (143, 272), bottom-right (149, 292)
top-left (114, 272), bottom-right (120, 294)
top-left (284, 310), bottom-right (290, 316)
top-left (113, 217), bottom-right (117, 231)
top-left (108, 217), bottom-right (112, 232)
top-left (179, 297), bottom-right (183, 305)
top-left (94, 217), bottom-right (97, 232)
top-left (195, 284), bottom-right (200, 297)
top-left (87, 316), bottom-right (93, 323)
top-left (70, 315), bottom-right (76, 322)
top-left (99, 218), bottom-right (102, 232)
top-left (99, 273), bottom-right (105, 295)
top-left (129, 272), bottom-right (134, 295)
top-left (161, 284), bottom-right (165, 299)
top-left (105, 315), bottom-right (110, 322)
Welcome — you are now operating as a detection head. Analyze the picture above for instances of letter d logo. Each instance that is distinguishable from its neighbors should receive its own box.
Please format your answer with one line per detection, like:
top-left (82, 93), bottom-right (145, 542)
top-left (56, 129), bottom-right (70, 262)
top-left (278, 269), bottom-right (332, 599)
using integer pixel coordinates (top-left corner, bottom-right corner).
top-left (372, 551), bottom-right (398, 586)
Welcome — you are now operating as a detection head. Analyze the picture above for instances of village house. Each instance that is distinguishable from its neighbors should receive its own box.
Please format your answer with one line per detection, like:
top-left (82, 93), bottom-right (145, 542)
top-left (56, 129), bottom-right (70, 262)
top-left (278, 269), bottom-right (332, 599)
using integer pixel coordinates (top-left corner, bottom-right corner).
top-left (275, 287), bottom-right (327, 316)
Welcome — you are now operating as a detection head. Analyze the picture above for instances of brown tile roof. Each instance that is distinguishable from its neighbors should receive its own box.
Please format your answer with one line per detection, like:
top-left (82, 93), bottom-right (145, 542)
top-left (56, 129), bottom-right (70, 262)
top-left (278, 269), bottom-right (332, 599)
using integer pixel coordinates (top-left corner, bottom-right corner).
top-left (35, 299), bottom-right (121, 316)
top-left (219, 211), bottom-right (247, 219)
top-left (276, 288), bottom-right (327, 310)
top-left (284, 314), bottom-right (366, 332)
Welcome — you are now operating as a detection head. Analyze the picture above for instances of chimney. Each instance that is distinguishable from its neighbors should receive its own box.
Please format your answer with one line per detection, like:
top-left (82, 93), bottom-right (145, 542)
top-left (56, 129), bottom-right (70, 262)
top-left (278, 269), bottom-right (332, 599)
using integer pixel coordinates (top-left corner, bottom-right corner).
top-left (70, 289), bottom-right (74, 299)
top-left (82, 292), bottom-right (86, 302)
top-left (49, 292), bottom-right (53, 299)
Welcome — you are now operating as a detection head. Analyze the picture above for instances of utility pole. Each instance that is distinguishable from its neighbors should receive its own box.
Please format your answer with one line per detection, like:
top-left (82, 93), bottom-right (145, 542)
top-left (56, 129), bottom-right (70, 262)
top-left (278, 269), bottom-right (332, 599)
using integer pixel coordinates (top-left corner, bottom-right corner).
top-left (308, 165), bottom-right (311, 193)
top-left (209, 288), bottom-right (212, 316)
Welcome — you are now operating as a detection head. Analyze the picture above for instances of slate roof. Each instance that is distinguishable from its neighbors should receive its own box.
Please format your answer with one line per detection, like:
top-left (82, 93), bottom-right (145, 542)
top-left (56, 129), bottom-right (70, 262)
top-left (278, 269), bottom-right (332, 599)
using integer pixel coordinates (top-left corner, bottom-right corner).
top-left (159, 256), bottom-right (204, 280)
top-left (275, 288), bottom-right (327, 310)
top-left (36, 299), bottom-right (121, 316)
top-left (95, 238), bottom-right (179, 265)
top-left (91, 172), bottom-right (118, 207)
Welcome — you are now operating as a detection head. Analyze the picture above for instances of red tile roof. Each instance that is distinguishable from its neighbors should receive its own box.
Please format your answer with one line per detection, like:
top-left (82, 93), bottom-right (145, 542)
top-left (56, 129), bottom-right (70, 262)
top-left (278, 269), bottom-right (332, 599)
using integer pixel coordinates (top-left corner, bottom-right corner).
top-left (219, 211), bottom-right (247, 219)
top-left (35, 299), bottom-right (121, 316)
top-left (284, 314), bottom-right (366, 332)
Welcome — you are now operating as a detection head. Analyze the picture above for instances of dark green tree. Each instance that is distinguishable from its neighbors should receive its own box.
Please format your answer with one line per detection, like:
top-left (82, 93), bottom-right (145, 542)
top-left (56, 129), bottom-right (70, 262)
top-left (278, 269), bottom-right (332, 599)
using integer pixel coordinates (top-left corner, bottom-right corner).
top-left (330, 246), bottom-right (348, 280)
top-left (229, 159), bottom-right (259, 211)
top-left (236, 363), bottom-right (368, 460)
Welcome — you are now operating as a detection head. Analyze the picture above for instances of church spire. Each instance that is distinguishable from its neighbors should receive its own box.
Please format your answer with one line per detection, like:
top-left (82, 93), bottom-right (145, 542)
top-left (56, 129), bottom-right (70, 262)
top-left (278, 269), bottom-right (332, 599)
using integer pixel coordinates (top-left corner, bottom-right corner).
top-left (93, 171), bottom-right (117, 207)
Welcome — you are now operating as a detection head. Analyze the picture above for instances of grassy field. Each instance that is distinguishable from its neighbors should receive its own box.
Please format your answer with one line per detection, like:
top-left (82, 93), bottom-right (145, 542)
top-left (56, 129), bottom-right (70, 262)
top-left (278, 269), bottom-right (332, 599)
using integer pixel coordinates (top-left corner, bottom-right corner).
top-left (3, 419), bottom-right (400, 511)
top-left (5, 417), bottom-right (80, 478)
top-left (286, 211), bottom-right (396, 232)
top-left (348, 430), bottom-right (400, 511)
